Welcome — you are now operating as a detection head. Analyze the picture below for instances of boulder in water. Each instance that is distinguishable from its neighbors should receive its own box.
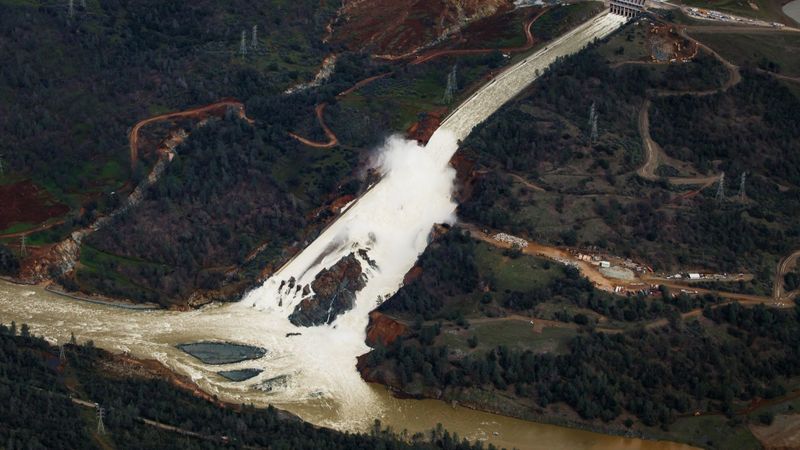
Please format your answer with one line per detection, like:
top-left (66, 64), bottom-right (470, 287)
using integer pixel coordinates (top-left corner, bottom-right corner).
top-left (288, 253), bottom-right (366, 326)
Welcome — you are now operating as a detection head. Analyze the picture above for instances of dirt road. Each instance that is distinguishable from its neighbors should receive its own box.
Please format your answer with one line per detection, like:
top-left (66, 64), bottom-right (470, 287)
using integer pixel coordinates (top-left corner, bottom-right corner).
top-left (460, 223), bottom-right (620, 292)
top-left (774, 249), bottom-right (800, 300)
top-left (129, 100), bottom-right (248, 170)
top-left (409, 9), bottom-right (548, 65)
top-left (288, 103), bottom-right (339, 149)
top-left (634, 32), bottom-right (741, 186)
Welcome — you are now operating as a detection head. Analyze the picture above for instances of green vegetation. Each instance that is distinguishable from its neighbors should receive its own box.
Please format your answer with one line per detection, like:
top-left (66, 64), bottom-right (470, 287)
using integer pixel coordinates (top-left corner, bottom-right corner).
top-left (531, 2), bottom-right (605, 41)
top-left (368, 275), bottom-right (800, 449)
top-left (0, 323), bottom-right (498, 450)
top-left (458, 24), bottom-right (799, 293)
top-left (680, 0), bottom-right (793, 23)
top-left (692, 31), bottom-right (800, 76)
top-left (0, 243), bottom-right (19, 275)
top-left (0, 0), bottom-right (335, 241)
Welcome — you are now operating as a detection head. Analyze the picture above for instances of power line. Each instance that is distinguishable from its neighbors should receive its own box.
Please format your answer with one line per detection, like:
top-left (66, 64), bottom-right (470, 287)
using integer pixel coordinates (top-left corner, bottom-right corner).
top-left (715, 172), bottom-right (725, 204)
top-left (443, 65), bottom-right (457, 104)
top-left (738, 172), bottom-right (746, 201)
top-left (95, 404), bottom-right (106, 435)
top-left (239, 30), bottom-right (247, 57)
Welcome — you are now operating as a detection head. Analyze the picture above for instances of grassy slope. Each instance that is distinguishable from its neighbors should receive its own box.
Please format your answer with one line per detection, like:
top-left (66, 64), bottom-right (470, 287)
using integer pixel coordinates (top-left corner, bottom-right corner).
top-left (692, 30), bottom-right (800, 76)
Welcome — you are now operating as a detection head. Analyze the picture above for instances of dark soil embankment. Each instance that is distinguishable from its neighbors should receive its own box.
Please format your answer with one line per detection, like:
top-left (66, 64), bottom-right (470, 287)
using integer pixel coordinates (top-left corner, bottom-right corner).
top-left (0, 180), bottom-right (68, 231)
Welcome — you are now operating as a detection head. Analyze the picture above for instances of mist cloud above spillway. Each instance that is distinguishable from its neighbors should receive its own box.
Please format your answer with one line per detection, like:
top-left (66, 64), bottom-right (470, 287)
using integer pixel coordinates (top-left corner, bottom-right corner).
top-left (230, 130), bottom-right (460, 424)
top-left (242, 130), bottom-right (460, 316)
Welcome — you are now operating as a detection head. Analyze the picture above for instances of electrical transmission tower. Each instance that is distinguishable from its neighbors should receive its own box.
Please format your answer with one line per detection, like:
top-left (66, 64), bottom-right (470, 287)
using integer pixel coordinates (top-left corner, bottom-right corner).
top-left (0, 154), bottom-right (5, 175)
top-left (95, 404), bottom-right (106, 435)
top-left (251, 25), bottom-right (258, 50)
top-left (239, 30), bottom-right (248, 57)
top-left (442, 65), bottom-right (457, 104)
top-left (588, 102), bottom-right (598, 143)
top-left (738, 172), bottom-right (746, 201)
top-left (59, 344), bottom-right (66, 362)
top-left (67, 0), bottom-right (75, 18)
top-left (715, 172), bottom-right (725, 204)
top-left (19, 236), bottom-right (26, 257)
top-left (80, 0), bottom-right (86, 8)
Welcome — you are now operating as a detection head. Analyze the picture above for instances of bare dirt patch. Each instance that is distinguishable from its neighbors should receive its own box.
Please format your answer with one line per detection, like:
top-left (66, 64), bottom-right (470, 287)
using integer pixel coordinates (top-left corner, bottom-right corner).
top-left (0, 180), bottom-right (68, 231)
top-left (750, 414), bottom-right (800, 449)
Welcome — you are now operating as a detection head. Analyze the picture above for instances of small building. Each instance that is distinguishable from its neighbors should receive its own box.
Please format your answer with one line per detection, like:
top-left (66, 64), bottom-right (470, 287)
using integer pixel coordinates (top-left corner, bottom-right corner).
top-left (599, 261), bottom-right (611, 268)
top-left (609, 0), bottom-right (645, 17)
top-left (688, 273), bottom-right (701, 280)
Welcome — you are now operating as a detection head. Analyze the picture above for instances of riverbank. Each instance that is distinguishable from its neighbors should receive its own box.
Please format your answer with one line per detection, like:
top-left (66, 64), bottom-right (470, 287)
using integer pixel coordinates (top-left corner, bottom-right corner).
top-left (357, 313), bottom-right (702, 445)
top-left (45, 284), bottom-right (160, 310)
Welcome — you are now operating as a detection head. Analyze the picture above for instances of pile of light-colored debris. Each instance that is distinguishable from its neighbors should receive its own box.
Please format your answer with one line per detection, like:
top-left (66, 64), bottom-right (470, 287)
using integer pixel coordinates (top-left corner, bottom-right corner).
top-left (493, 233), bottom-right (528, 248)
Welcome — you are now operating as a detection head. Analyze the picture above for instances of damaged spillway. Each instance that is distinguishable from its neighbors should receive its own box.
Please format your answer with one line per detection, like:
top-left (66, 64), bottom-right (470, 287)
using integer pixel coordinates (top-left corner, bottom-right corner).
top-left (241, 131), bottom-right (460, 322)
top-left (241, 11), bottom-right (627, 329)
top-left (234, 12), bottom-right (627, 411)
top-left (0, 11), bottom-right (628, 439)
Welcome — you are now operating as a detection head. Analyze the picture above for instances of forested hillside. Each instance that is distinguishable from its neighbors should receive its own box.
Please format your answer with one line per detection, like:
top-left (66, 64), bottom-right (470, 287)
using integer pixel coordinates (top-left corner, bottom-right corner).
top-left (458, 22), bottom-right (800, 293)
top-left (0, 322), bottom-right (497, 450)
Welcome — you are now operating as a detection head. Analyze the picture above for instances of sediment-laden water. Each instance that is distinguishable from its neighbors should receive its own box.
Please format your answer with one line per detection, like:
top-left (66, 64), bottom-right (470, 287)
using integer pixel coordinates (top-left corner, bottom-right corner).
top-left (0, 12), bottom-right (699, 450)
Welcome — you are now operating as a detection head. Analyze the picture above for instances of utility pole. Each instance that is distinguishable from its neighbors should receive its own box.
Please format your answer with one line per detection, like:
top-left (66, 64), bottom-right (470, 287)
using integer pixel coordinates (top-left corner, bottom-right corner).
top-left (19, 236), bottom-right (26, 257)
top-left (95, 404), bottom-right (106, 435)
top-left (715, 172), bottom-right (725, 204)
top-left (251, 25), bottom-right (258, 50)
top-left (239, 30), bottom-right (248, 58)
top-left (738, 172), bottom-right (746, 201)
top-left (0, 154), bottom-right (5, 175)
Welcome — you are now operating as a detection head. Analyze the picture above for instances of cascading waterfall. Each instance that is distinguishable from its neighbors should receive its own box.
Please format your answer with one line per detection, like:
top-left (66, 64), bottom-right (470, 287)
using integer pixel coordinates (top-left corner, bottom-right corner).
top-left (0, 10), bottom-right (628, 435)
top-left (226, 11), bottom-right (627, 424)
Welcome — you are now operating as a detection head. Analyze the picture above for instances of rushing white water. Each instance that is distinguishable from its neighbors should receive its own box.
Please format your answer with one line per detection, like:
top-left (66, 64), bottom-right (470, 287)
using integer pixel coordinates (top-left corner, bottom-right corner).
top-left (232, 131), bottom-right (460, 422)
top-left (232, 13), bottom-right (628, 412)
top-left (0, 11), bottom-right (634, 448)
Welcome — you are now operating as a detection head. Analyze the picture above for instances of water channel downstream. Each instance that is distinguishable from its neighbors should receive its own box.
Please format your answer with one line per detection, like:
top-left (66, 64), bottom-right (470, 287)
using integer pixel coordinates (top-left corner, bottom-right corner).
top-left (0, 11), bottom-right (696, 450)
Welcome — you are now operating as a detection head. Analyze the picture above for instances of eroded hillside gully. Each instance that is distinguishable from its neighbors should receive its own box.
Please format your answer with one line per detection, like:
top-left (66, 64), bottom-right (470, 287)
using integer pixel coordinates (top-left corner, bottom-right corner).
top-left (0, 12), bottom-right (693, 450)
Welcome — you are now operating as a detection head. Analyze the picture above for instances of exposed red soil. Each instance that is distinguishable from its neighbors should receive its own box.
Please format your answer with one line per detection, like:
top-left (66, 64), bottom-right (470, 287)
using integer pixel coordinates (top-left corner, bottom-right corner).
top-left (289, 5), bottom-right (548, 148)
top-left (365, 311), bottom-right (409, 347)
top-left (0, 180), bottom-right (69, 231)
top-left (130, 99), bottom-right (250, 169)
top-left (406, 108), bottom-right (447, 144)
top-left (647, 23), bottom-right (698, 62)
top-left (330, 0), bottom-right (512, 58)
top-left (328, 194), bottom-right (356, 213)
top-left (450, 152), bottom-right (479, 202)
top-left (409, 8), bottom-right (547, 65)
top-left (403, 265), bottom-right (424, 285)
top-left (336, 72), bottom-right (393, 97)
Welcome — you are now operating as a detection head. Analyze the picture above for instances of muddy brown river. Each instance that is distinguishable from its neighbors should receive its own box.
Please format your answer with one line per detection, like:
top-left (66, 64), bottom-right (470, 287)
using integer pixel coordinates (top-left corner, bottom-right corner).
top-left (0, 281), bottom-right (695, 450)
top-left (0, 11), bottom-right (702, 450)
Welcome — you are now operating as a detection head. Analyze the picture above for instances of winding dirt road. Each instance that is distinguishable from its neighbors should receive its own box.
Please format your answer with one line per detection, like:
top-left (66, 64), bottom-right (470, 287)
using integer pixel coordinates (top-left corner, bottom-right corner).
top-left (287, 8), bottom-right (553, 148)
top-left (129, 100), bottom-right (248, 170)
top-left (288, 103), bottom-right (339, 149)
top-left (774, 250), bottom-right (800, 301)
top-left (635, 30), bottom-right (741, 186)
top-left (409, 9), bottom-right (548, 65)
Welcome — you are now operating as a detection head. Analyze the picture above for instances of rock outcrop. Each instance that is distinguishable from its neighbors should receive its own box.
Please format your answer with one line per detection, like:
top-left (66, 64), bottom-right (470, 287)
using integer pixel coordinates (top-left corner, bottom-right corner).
top-left (288, 253), bottom-right (366, 326)
top-left (365, 311), bottom-right (408, 347)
